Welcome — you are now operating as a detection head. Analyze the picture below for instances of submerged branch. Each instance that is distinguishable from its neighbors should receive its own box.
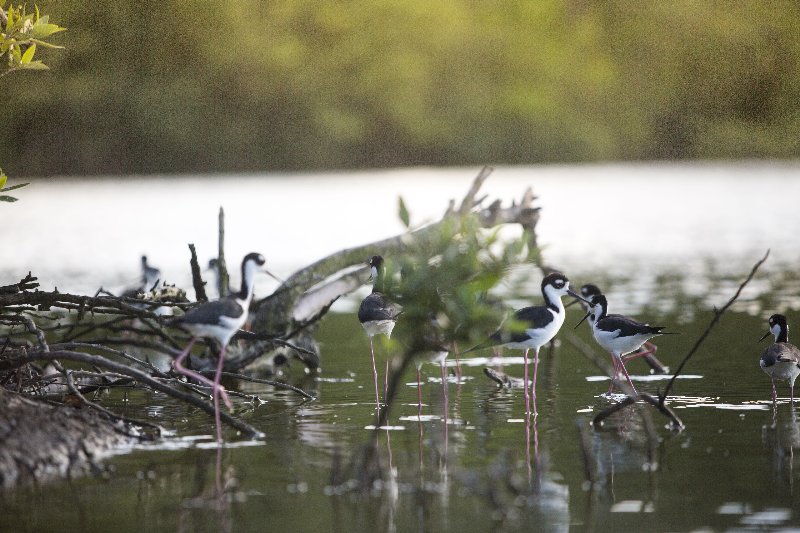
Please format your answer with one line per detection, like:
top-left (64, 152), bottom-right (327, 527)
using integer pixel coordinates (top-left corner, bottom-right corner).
top-left (659, 249), bottom-right (770, 404)
top-left (0, 350), bottom-right (263, 438)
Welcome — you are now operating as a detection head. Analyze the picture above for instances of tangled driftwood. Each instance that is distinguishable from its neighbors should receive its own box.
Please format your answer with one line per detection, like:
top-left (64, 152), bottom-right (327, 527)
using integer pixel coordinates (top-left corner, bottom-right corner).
top-left (0, 167), bottom-right (544, 487)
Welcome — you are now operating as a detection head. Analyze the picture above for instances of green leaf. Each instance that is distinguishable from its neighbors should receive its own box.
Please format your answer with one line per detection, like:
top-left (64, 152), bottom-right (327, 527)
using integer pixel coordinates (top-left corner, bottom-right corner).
top-left (0, 173), bottom-right (6, 189)
top-left (1, 182), bottom-right (29, 192)
top-left (0, 195), bottom-right (19, 202)
top-left (20, 60), bottom-right (48, 70)
top-left (20, 43), bottom-right (35, 63)
top-left (11, 44), bottom-right (21, 63)
top-left (29, 22), bottom-right (65, 39)
top-left (30, 39), bottom-right (65, 49)
top-left (398, 196), bottom-right (410, 228)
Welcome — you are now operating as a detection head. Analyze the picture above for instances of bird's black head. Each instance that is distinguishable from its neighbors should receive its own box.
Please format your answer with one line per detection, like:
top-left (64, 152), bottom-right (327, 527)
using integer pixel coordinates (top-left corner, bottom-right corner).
top-left (542, 272), bottom-right (569, 291)
top-left (581, 284), bottom-right (602, 299)
top-left (769, 314), bottom-right (788, 329)
top-left (369, 255), bottom-right (384, 269)
top-left (208, 258), bottom-right (219, 269)
top-left (243, 252), bottom-right (267, 267)
top-left (589, 293), bottom-right (607, 309)
top-left (760, 313), bottom-right (789, 343)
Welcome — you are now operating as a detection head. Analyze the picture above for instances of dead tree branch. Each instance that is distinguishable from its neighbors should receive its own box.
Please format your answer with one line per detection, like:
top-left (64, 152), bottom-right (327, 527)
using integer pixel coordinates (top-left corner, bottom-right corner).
top-left (0, 272), bottom-right (39, 294)
top-left (249, 166), bottom-right (542, 369)
top-left (659, 249), bottom-right (770, 404)
top-left (0, 350), bottom-right (263, 438)
top-left (188, 243), bottom-right (208, 302)
top-left (65, 370), bottom-right (162, 437)
top-left (217, 207), bottom-right (230, 297)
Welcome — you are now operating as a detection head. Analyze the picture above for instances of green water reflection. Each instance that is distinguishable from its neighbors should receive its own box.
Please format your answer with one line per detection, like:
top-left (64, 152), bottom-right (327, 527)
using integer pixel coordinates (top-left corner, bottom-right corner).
top-left (2, 275), bottom-right (800, 532)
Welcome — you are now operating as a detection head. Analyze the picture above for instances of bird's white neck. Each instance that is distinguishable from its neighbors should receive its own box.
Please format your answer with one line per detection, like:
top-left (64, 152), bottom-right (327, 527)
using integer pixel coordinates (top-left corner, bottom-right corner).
top-left (238, 259), bottom-right (259, 303)
top-left (773, 323), bottom-right (789, 343)
top-left (542, 284), bottom-right (566, 314)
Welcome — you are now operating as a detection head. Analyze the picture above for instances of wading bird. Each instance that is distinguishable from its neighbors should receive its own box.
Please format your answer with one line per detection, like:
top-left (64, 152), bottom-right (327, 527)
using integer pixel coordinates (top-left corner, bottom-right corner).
top-left (759, 314), bottom-right (800, 404)
top-left (358, 255), bottom-right (401, 410)
top-left (572, 284), bottom-right (669, 374)
top-left (172, 252), bottom-right (266, 442)
top-left (576, 293), bottom-right (675, 396)
top-left (485, 272), bottom-right (586, 417)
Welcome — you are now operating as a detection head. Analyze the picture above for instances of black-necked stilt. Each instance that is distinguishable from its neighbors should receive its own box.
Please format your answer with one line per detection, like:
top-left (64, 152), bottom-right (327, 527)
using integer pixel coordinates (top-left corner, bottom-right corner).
top-left (576, 293), bottom-right (675, 395)
top-left (172, 252), bottom-right (266, 442)
top-left (488, 272), bottom-right (586, 417)
top-left (759, 314), bottom-right (800, 404)
top-left (358, 255), bottom-right (401, 410)
top-left (573, 284), bottom-right (669, 375)
top-left (121, 255), bottom-right (161, 298)
top-left (141, 255), bottom-right (161, 291)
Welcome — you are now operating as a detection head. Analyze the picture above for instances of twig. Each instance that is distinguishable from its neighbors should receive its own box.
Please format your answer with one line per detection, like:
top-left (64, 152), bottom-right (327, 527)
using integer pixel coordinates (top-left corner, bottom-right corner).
top-left (458, 166), bottom-right (493, 215)
top-left (0, 314), bottom-right (49, 352)
top-left (233, 330), bottom-right (314, 355)
top-left (0, 290), bottom-right (175, 321)
top-left (70, 337), bottom-right (182, 358)
top-left (188, 243), bottom-right (209, 303)
top-left (639, 393), bottom-right (684, 430)
top-left (217, 207), bottom-right (229, 298)
top-left (50, 342), bottom-right (167, 377)
top-left (0, 350), bottom-right (264, 438)
top-left (206, 371), bottom-right (316, 400)
top-left (659, 249), bottom-right (770, 405)
top-left (0, 272), bottom-right (39, 294)
top-left (65, 370), bottom-right (162, 438)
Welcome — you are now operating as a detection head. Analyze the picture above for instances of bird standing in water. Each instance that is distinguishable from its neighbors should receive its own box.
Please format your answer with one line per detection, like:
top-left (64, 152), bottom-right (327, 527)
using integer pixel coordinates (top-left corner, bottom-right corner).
top-left (574, 284), bottom-right (669, 374)
top-left (488, 272), bottom-right (586, 417)
top-left (172, 252), bottom-right (266, 443)
top-left (759, 314), bottom-right (800, 404)
top-left (358, 255), bottom-right (401, 410)
top-left (576, 293), bottom-right (675, 396)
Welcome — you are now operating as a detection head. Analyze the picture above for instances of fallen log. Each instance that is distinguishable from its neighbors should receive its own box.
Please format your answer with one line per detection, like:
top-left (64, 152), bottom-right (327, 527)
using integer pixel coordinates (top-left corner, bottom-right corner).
top-left (238, 166), bottom-right (543, 372)
top-left (0, 387), bottom-right (143, 489)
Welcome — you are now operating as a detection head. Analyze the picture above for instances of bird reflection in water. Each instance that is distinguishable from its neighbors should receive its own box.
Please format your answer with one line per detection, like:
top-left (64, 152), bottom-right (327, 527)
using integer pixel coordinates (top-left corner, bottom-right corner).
top-left (763, 407), bottom-right (800, 487)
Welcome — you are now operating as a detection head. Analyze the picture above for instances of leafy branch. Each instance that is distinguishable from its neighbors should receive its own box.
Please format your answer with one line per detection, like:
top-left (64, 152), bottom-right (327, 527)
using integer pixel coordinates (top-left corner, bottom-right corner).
top-left (0, 3), bottom-right (65, 78)
top-left (0, 170), bottom-right (29, 202)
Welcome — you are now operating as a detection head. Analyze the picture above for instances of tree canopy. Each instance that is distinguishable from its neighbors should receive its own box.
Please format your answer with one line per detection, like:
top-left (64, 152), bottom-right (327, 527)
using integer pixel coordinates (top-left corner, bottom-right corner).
top-left (3, 1), bottom-right (799, 176)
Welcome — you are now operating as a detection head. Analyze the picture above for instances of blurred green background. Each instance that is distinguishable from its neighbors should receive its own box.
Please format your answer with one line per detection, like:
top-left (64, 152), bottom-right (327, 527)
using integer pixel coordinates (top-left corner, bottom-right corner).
top-left (3, 1), bottom-right (800, 177)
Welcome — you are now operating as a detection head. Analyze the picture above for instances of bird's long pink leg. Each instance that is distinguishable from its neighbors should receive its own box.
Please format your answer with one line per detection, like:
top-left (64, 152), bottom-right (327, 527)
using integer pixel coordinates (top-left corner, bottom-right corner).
top-left (623, 343), bottom-right (657, 361)
top-left (607, 355), bottom-right (619, 395)
top-left (212, 344), bottom-right (231, 443)
top-left (452, 341), bottom-right (461, 382)
top-left (617, 356), bottom-right (638, 396)
top-left (440, 362), bottom-right (449, 423)
top-left (369, 336), bottom-right (380, 410)
top-left (417, 366), bottom-right (423, 418)
top-left (531, 348), bottom-right (539, 416)
top-left (623, 342), bottom-right (668, 374)
top-left (174, 337), bottom-right (232, 409)
top-left (523, 349), bottom-right (531, 418)
top-left (384, 358), bottom-right (390, 405)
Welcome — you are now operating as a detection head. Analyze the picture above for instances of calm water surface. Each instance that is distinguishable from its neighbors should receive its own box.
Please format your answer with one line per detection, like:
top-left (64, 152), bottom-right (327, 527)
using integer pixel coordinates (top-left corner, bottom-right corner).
top-left (2, 164), bottom-right (800, 532)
